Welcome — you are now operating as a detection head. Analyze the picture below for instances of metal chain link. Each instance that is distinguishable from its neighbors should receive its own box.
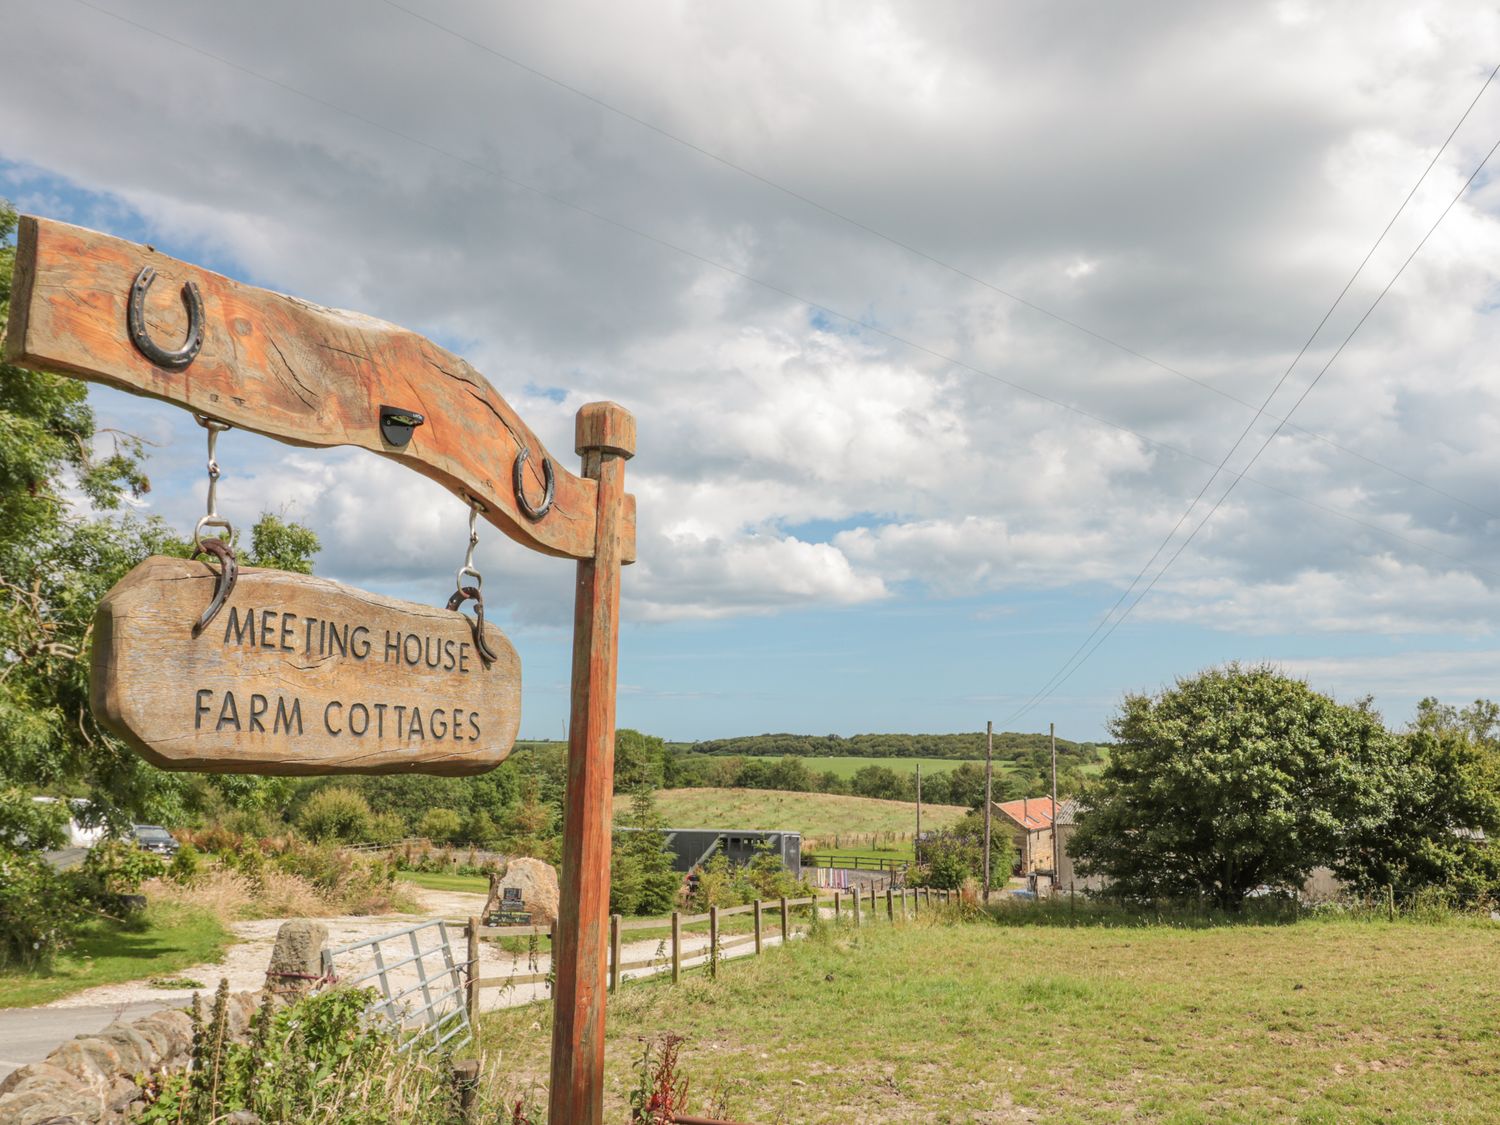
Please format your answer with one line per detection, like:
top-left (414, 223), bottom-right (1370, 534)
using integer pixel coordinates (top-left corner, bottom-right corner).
top-left (192, 414), bottom-right (235, 552)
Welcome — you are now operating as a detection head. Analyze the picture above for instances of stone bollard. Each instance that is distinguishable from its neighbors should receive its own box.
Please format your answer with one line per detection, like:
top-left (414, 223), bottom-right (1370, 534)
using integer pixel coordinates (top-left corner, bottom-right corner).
top-left (265, 919), bottom-right (330, 1000)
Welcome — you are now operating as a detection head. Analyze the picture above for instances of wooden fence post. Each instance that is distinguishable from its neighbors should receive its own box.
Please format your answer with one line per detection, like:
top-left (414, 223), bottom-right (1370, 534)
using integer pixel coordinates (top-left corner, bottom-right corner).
top-left (753, 899), bottom-right (763, 955)
top-left (466, 916), bottom-right (480, 1027)
top-left (886, 887), bottom-right (895, 923)
top-left (671, 912), bottom-right (681, 983)
top-left (709, 905), bottom-right (719, 979)
top-left (853, 888), bottom-right (862, 927)
top-left (608, 914), bottom-right (621, 993)
top-left (550, 403), bottom-right (634, 1125)
top-left (779, 896), bottom-right (790, 943)
top-left (834, 890), bottom-right (842, 920)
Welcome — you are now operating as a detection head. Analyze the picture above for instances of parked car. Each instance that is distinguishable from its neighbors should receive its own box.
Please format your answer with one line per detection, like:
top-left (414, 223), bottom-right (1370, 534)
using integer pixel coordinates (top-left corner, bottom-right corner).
top-left (131, 824), bottom-right (180, 856)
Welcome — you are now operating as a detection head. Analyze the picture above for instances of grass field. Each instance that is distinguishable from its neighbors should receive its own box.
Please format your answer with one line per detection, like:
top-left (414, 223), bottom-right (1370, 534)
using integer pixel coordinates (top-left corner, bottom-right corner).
top-left (640, 788), bottom-right (966, 841)
top-left (0, 904), bottom-right (230, 1008)
top-left (476, 911), bottom-right (1500, 1122)
top-left (731, 754), bottom-right (991, 780)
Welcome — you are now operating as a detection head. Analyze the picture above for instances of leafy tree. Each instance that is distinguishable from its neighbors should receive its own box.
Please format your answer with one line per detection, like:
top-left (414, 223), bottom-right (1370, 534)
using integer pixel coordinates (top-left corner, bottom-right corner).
top-left (850, 765), bottom-right (905, 801)
top-left (614, 728), bottom-right (667, 792)
top-left (1069, 664), bottom-right (1395, 908)
top-left (296, 786), bottom-right (372, 842)
top-left (764, 755), bottom-right (814, 792)
top-left (417, 807), bottom-right (464, 845)
top-left (1334, 723), bottom-right (1500, 903)
top-left (916, 810), bottom-right (1015, 890)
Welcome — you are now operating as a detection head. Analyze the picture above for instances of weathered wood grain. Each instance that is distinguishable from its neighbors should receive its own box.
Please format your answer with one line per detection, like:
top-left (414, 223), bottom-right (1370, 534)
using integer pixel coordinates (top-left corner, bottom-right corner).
top-left (549, 402), bottom-right (631, 1125)
top-left (92, 556), bottom-right (521, 775)
top-left (3, 216), bottom-right (635, 563)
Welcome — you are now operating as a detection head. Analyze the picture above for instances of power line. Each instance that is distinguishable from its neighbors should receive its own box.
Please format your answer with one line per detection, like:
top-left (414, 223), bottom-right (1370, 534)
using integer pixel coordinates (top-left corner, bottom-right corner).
top-left (1007, 57), bottom-right (1500, 722)
top-left (377, 0), bottom-right (1500, 524)
top-left (63, 0), bottom-right (1500, 591)
top-left (1009, 131), bottom-right (1500, 724)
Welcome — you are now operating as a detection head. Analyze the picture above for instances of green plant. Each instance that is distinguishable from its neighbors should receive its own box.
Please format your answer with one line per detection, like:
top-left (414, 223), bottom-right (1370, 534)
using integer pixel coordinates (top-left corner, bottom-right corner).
top-left (0, 846), bottom-right (84, 967)
top-left (418, 807), bottom-right (464, 845)
top-left (297, 787), bottom-right (373, 843)
top-left (629, 1034), bottom-right (690, 1124)
top-left (167, 843), bottom-right (201, 884)
top-left (74, 838), bottom-right (164, 915)
top-left (138, 984), bottom-right (460, 1124)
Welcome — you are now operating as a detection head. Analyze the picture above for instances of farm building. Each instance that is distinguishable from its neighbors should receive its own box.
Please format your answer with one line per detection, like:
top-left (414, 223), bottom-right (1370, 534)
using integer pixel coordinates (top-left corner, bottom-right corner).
top-left (1052, 798), bottom-right (1109, 894)
top-left (994, 796), bottom-right (1056, 880)
top-left (637, 827), bottom-right (802, 874)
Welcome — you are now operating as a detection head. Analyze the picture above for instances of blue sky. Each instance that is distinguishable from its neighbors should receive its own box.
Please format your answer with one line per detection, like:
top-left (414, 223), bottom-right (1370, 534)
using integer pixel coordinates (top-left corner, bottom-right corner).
top-left (4, 2), bottom-right (1500, 743)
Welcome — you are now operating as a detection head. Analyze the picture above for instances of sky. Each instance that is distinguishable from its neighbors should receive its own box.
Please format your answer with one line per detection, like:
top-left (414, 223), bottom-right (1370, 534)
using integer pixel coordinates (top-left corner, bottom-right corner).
top-left (2, 0), bottom-right (1499, 743)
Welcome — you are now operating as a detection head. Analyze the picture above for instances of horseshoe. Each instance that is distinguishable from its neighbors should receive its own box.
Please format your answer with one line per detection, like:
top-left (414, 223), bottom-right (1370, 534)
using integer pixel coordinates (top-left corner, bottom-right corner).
top-left (513, 446), bottom-right (555, 521)
top-left (191, 538), bottom-right (238, 637)
top-left (128, 266), bottom-right (204, 370)
top-left (446, 585), bottom-right (500, 667)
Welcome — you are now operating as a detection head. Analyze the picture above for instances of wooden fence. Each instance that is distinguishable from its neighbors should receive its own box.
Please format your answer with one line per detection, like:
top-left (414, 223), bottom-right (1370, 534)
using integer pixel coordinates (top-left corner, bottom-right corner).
top-left (461, 885), bottom-right (959, 1022)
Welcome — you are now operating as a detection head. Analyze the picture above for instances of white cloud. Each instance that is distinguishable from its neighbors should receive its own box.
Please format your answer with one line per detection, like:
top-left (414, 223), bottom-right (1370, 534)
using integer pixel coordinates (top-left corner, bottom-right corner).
top-left (3, 0), bottom-right (1499, 641)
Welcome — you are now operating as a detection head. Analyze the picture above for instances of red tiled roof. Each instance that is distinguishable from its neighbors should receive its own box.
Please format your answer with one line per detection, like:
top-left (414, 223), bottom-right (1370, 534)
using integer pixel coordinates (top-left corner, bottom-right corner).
top-left (994, 796), bottom-right (1055, 831)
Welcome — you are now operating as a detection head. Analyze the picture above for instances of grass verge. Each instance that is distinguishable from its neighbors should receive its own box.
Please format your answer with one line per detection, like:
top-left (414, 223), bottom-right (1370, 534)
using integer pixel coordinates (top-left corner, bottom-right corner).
top-left (0, 903), bottom-right (231, 1008)
top-left (398, 869), bottom-right (491, 894)
top-left (475, 910), bottom-right (1500, 1123)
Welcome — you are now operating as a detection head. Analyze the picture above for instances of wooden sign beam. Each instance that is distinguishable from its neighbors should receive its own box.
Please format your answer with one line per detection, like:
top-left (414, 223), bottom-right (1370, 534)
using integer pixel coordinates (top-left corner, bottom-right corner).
top-left (3, 215), bottom-right (636, 1124)
top-left (3, 216), bottom-right (635, 564)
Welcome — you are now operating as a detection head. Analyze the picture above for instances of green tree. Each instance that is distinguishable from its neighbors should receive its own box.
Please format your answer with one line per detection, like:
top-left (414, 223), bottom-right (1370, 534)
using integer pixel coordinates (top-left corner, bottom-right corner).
top-left (610, 787), bottom-right (681, 915)
top-left (1334, 724), bottom-right (1500, 903)
top-left (417, 807), bottom-right (464, 845)
top-left (614, 729), bottom-right (666, 792)
top-left (296, 786), bottom-right (372, 842)
top-left (1069, 664), bottom-right (1395, 908)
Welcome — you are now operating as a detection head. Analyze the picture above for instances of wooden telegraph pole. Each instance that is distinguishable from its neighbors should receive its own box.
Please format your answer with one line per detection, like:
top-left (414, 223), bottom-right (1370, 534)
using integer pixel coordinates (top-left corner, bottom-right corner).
top-left (983, 720), bottom-right (994, 902)
top-left (1050, 721), bottom-right (1060, 894)
top-left (3, 217), bottom-right (636, 1125)
top-left (914, 762), bottom-right (922, 866)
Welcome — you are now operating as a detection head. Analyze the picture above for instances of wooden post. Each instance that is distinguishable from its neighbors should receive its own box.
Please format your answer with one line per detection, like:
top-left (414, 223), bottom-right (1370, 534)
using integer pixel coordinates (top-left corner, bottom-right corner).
top-left (833, 890), bottom-right (842, 920)
top-left (853, 887), bottom-right (862, 927)
top-left (779, 896), bottom-right (790, 943)
top-left (608, 914), bottom-right (621, 993)
top-left (454, 1058), bottom-right (481, 1123)
top-left (915, 763), bottom-right (922, 867)
top-left (1387, 884), bottom-right (1396, 922)
top-left (709, 905), bottom-right (719, 978)
top-left (549, 402), bottom-right (635, 1125)
top-left (753, 899), bottom-right (763, 954)
top-left (671, 912), bottom-right (681, 983)
top-left (886, 887), bottom-right (895, 923)
top-left (1050, 722), bottom-right (1060, 894)
top-left (983, 719), bottom-right (994, 903)
top-left (466, 916), bottom-right (480, 1028)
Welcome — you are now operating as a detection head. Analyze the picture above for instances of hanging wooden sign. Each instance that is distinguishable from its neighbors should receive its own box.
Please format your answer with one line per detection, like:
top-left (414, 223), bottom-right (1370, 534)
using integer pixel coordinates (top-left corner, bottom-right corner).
top-left (91, 556), bottom-right (522, 776)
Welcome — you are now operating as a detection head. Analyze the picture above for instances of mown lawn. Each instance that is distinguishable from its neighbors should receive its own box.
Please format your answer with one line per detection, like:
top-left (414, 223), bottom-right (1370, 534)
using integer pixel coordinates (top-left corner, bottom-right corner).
top-left (475, 912), bottom-right (1500, 1123)
top-left (398, 869), bottom-right (490, 894)
top-left (0, 903), bottom-right (230, 1008)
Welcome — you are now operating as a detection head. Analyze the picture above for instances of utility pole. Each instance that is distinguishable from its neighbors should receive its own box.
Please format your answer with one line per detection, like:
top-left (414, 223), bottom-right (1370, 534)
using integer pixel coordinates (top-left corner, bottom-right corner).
top-left (915, 763), bottom-right (922, 866)
top-left (983, 720), bottom-right (994, 902)
top-left (1050, 721), bottom-right (1060, 896)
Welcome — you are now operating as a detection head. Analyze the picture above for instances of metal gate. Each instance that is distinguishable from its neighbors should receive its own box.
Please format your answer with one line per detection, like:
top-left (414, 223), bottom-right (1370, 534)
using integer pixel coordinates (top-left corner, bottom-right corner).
top-left (321, 919), bottom-right (471, 1055)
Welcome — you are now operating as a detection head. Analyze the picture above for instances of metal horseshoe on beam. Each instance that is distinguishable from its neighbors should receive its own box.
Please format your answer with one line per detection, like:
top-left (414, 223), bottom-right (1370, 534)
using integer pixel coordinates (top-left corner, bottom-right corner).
top-left (513, 446), bottom-right (555, 520)
top-left (128, 266), bottom-right (204, 370)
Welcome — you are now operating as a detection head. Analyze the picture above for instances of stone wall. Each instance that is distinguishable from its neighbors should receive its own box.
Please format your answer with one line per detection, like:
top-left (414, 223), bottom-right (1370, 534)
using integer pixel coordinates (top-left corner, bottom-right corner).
top-left (0, 992), bottom-right (259, 1125)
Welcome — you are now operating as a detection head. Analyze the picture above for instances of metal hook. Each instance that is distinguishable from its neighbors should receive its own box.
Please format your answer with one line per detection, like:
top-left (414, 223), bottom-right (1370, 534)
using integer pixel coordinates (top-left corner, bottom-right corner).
top-left (513, 447), bottom-right (554, 521)
top-left (191, 537), bottom-right (238, 637)
top-left (446, 585), bottom-right (499, 668)
top-left (128, 266), bottom-right (204, 371)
